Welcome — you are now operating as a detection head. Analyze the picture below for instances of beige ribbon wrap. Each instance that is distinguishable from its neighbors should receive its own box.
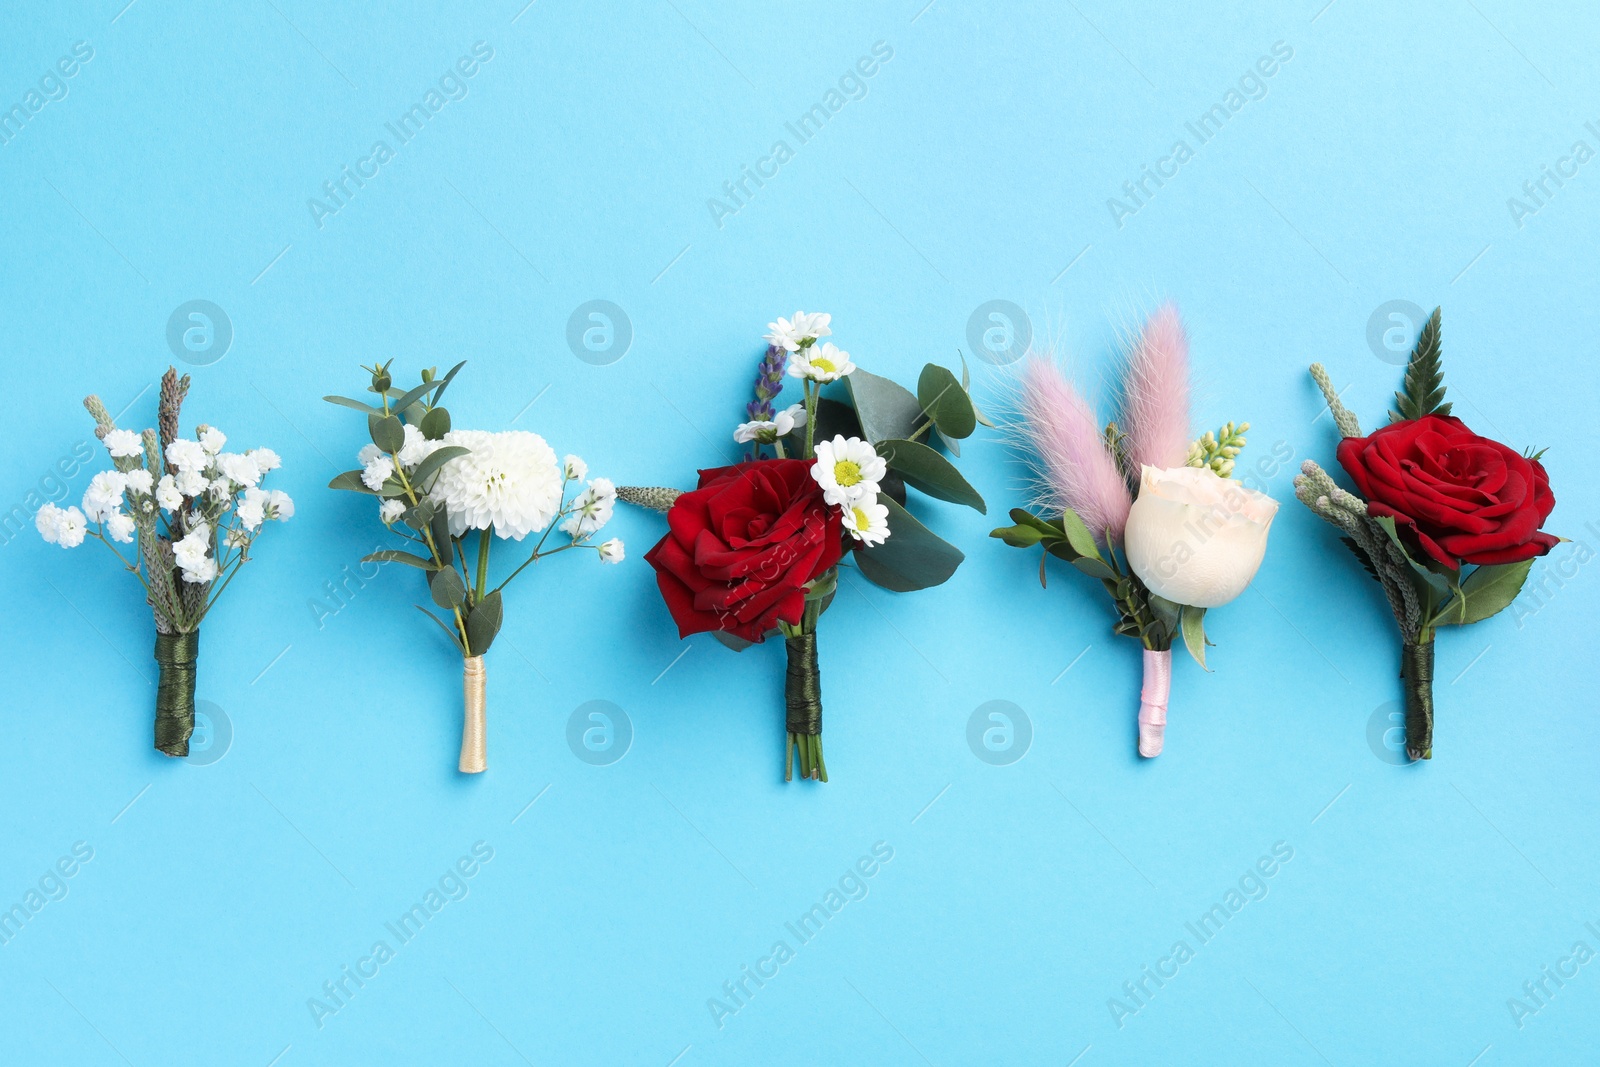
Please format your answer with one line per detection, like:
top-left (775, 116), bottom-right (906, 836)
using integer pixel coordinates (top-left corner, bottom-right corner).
top-left (459, 656), bottom-right (487, 774)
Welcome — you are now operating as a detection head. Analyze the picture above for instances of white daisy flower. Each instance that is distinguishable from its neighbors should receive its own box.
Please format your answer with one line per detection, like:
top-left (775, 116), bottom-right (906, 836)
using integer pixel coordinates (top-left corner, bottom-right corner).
top-left (123, 468), bottom-right (154, 496)
top-left (841, 497), bottom-right (891, 545)
top-left (156, 475), bottom-right (183, 512)
top-left (200, 427), bottom-right (227, 454)
top-left (598, 537), bottom-right (625, 564)
top-left (361, 455), bottom-right (395, 492)
top-left (559, 477), bottom-right (616, 538)
top-left (379, 499), bottom-right (407, 524)
top-left (165, 439), bottom-right (209, 473)
top-left (36, 503), bottom-right (87, 548)
top-left (764, 310), bottom-right (831, 352)
top-left (810, 435), bottom-right (886, 507)
top-left (733, 403), bottom-right (808, 444)
top-left (428, 429), bottom-right (563, 541)
top-left (789, 342), bottom-right (855, 383)
top-left (562, 454), bottom-right (587, 481)
top-left (106, 512), bottom-right (137, 543)
top-left (103, 429), bottom-right (143, 458)
top-left (83, 471), bottom-right (128, 522)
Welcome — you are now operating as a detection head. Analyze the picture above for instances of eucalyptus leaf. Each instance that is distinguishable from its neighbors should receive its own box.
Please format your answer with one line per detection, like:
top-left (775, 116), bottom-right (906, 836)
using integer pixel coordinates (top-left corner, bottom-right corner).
top-left (855, 494), bottom-right (965, 592)
top-left (409, 445), bottom-right (471, 486)
top-left (402, 499), bottom-right (438, 529)
top-left (808, 396), bottom-right (865, 443)
top-left (363, 550), bottom-right (436, 570)
top-left (846, 368), bottom-right (925, 444)
top-left (917, 363), bottom-right (977, 439)
top-left (430, 567), bottom-right (467, 610)
top-left (414, 605), bottom-right (464, 652)
top-left (876, 438), bottom-right (986, 512)
top-left (465, 590), bottom-right (504, 656)
top-left (369, 413), bottom-right (405, 453)
top-left (324, 395), bottom-right (383, 415)
top-left (420, 406), bottom-right (451, 440)
top-left (328, 470), bottom-right (377, 495)
top-left (393, 378), bottom-right (447, 417)
top-left (431, 361), bottom-right (468, 406)
top-left (1180, 604), bottom-right (1210, 671)
top-left (1434, 559), bottom-right (1534, 626)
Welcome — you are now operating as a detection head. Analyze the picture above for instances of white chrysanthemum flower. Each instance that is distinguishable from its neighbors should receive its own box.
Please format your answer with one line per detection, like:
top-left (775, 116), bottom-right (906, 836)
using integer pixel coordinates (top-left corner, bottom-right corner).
top-left (166, 439), bottom-right (209, 473)
top-left (200, 427), bottom-right (227, 454)
top-left (357, 443), bottom-right (384, 467)
top-left (123, 468), bottom-right (154, 496)
top-left (734, 403), bottom-right (808, 444)
top-left (248, 447), bottom-right (282, 475)
top-left (218, 453), bottom-right (262, 488)
top-left (103, 429), bottom-right (143, 458)
top-left (83, 471), bottom-right (128, 522)
top-left (236, 487), bottom-right (268, 531)
top-left (841, 497), bottom-right (891, 545)
top-left (156, 475), bottom-right (183, 512)
top-left (598, 537), bottom-right (625, 564)
top-left (267, 490), bottom-right (293, 520)
top-left (563, 454), bottom-right (587, 481)
top-left (789, 341), bottom-right (855, 383)
top-left (559, 478), bottom-right (616, 538)
top-left (361, 455), bottom-right (395, 492)
top-left (175, 469), bottom-right (207, 498)
top-left (398, 423), bottom-right (438, 468)
top-left (380, 499), bottom-right (407, 524)
top-left (764, 310), bottom-right (831, 352)
top-left (106, 512), bottom-right (137, 543)
top-left (36, 503), bottom-right (87, 548)
top-left (173, 526), bottom-right (212, 572)
top-left (181, 557), bottom-right (219, 584)
top-left (811, 435), bottom-right (885, 507)
top-left (428, 430), bottom-right (562, 540)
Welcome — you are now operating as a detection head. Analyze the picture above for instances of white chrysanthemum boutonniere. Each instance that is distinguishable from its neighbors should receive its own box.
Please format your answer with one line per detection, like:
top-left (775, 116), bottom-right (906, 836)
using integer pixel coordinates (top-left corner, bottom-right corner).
top-left (40, 367), bottom-right (293, 757)
top-left (325, 361), bottom-right (622, 775)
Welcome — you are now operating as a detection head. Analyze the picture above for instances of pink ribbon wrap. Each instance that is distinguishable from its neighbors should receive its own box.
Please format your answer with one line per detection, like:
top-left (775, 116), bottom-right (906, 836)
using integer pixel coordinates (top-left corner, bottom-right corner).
top-left (1138, 648), bottom-right (1172, 758)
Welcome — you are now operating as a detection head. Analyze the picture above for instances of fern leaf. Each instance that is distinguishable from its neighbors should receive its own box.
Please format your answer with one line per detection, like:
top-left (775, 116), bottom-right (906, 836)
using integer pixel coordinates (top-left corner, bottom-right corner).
top-left (1392, 307), bottom-right (1452, 422)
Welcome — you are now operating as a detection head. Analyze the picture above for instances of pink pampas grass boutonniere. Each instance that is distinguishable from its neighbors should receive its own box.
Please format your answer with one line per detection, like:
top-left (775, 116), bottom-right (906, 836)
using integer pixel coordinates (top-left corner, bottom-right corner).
top-left (1123, 302), bottom-right (1191, 473)
top-left (1018, 357), bottom-right (1132, 543)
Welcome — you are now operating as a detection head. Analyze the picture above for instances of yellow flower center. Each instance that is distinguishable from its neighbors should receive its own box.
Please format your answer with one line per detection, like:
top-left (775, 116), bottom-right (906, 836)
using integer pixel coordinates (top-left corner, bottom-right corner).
top-left (811, 357), bottom-right (836, 374)
top-left (851, 505), bottom-right (870, 528)
top-left (834, 460), bottom-right (862, 486)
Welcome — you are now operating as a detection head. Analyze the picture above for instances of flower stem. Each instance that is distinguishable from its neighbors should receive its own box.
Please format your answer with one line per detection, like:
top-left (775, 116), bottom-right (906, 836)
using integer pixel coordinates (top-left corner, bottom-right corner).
top-left (475, 528), bottom-right (492, 603)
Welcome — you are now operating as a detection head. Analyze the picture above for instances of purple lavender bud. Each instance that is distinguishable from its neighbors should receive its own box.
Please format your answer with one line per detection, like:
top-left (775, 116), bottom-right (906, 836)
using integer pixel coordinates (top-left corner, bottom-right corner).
top-left (745, 344), bottom-right (787, 422)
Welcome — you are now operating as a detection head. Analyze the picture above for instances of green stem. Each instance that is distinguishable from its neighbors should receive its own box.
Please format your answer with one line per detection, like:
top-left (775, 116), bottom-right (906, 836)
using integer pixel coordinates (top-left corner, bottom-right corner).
top-left (906, 418), bottom-right (935, 443)
top-left (475, 527), bottom-right (492, 602)
top-left (802, 381), bottom-right (818, 459)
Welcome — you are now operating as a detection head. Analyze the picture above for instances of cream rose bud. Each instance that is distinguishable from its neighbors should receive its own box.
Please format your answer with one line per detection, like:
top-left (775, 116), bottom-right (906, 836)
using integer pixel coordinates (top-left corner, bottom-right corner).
top-left (1123, 465), bottom-right (1278, 608)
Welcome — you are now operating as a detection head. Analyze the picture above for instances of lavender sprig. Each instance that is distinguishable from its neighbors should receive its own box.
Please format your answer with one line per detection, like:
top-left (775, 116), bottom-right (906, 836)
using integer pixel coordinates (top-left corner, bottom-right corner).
top-left (746, 344), bottom-right (787, 422)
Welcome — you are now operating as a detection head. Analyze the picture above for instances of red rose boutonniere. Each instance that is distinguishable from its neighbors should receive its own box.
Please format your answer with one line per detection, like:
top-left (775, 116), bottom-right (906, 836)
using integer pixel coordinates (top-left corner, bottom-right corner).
top-left (1296, 308), bottom-right (1560, 759)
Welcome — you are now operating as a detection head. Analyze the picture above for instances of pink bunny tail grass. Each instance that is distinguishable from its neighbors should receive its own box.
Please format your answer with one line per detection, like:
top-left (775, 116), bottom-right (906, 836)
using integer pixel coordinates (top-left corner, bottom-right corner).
top-left (1123, 302), bottom-right (1191, 472)
top-left (1018, 357), bottom-right (1132, 542)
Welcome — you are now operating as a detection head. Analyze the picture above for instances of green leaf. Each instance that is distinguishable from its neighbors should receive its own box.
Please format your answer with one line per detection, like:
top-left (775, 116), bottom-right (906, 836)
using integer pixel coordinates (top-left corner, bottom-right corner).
top-left (429, 567), bottom-right (467, 610)
top-left (1370, 515), bottom-right (1450, 614)
top-left (1180, 604), bottom-right (1210, 671)
top-left (917, 364), bottom-right (977, 440)
top-left (429, 507), bottom-right (453, 560)
top-left (409, 445), bottom-right (471, 486)
top-left (1391, 307), bottom-right (1452, 422)
top-left (1147, 593), bottom-right (1182, 643)
top-left (430, 361), bottom-right (468, 406)
top-left (420, 406), bottom-right (451, 440)
top-left (363, 550), bottom-right (437, 570)
top-left (402, 499), bottom-right (438, 530)
top-left (369, 413), bottom-right (405, 453)
top-left (324, 395), bottom-right (383, 415)
top-left (1434, 559), bottom-right (1534, 626)
top-left (712, 631), bottom-right (758, 653)
top-left (854, 494), bottom-right (965, 592)
top-left (804, 571), bottom-right (837, 602)
top-left (414, 605), bottom-right (464, 652)
top-left (465, 589), bottom-right (503, 655)
top-left (328, 470), bottom-right (377, 495)
top-left (991, 522), bottom-right (1046, 548)
top-left (846, 368), bottom-right (925, 444)
top-left (1057, 507), bottom-right (1104, 561)
top-left (1069, 555), bottom-right (1117, 581)
top-left (876, 438), bottom-right (986, 512)
top-left (393, 378), bottom-right (447, 417)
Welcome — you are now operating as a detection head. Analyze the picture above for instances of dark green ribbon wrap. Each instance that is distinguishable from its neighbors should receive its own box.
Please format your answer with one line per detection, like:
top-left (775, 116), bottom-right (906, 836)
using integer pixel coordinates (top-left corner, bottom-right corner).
top-left (784, 633), bottom-right (822, 736)
top-left (1402, 637), bottom-right (1434, 761)
top-left (154, 630), bottom-right (200, 758)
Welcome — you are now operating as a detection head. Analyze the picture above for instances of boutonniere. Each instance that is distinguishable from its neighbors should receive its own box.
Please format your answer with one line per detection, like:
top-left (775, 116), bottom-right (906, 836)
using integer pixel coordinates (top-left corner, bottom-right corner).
top-left (621, 311), bottom-right (987, 782)
top-left (38, 368), bottom-right (293, 756)
top-left (1295, 308), bottom-right (1559, 759)
top-left (991, 305), bottom-right (1277, 757)
top-left (325, 362), bottom-right (623, 774)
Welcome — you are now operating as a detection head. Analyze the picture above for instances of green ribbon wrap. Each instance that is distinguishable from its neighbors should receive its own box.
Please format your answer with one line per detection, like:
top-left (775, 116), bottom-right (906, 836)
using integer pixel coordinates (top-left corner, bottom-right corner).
top-left (154, 630), bottom-right (200, 758)
top-left (1401, 637), bottom-right (1434, 761)
top-left (784, 633), bottom-right (822, 736)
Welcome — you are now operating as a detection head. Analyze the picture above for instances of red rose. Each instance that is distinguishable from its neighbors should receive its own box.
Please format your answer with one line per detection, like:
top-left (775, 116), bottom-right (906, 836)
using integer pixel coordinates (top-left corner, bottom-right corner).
top-left (644, 459), bottom-right (843, 642)
top-left (1336, 414), bottom-right (1557, 568)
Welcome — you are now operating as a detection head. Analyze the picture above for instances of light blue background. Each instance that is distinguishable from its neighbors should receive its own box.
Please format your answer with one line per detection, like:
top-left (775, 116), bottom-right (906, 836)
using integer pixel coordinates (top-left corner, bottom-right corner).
top-left (3, 1), bottom-right (1597, 1064)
